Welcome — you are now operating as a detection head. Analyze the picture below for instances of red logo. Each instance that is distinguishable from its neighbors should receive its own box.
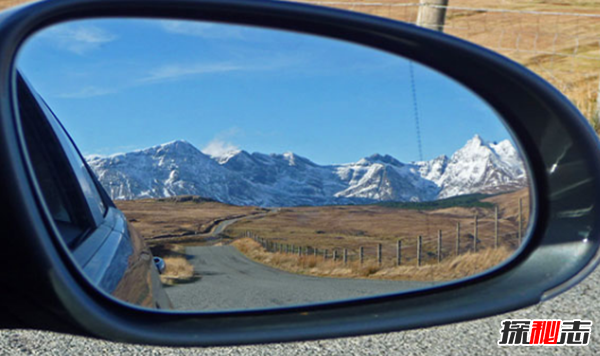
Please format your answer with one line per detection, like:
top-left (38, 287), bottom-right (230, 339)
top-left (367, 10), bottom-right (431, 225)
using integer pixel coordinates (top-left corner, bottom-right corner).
top-left (498, 319), bottom-right (592, 346)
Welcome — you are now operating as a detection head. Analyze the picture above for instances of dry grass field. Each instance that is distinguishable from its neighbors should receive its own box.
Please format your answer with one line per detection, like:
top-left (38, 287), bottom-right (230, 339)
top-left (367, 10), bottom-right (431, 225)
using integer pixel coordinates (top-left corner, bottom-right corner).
top-left (116, 188), bottom-right (530, 281)
top-left (115, 196), bottom-right (266, 243)
top-left (226, 189), bottom-right (530, 267)
top-left (294, 0), bottom-right (600, 130)
top-left (115, 197), bottom-right (266, 283)
top-left (233, 237), bottom-right (514, 281)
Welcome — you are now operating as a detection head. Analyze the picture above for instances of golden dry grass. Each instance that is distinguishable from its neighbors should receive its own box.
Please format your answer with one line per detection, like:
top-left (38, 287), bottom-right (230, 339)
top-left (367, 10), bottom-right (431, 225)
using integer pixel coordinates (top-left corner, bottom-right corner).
top-left (160, 256), bottom-right (197, 285)
top-left (232, 237), bottom-right (513, 281)
top-left (292, 0), bottom-right (600, 129)
top-left (148, 243), bottom-right (200, 285)
top-left (115, 197), bottom-right (265, 241)
top-left (226, 189), bottom-right (530, 265)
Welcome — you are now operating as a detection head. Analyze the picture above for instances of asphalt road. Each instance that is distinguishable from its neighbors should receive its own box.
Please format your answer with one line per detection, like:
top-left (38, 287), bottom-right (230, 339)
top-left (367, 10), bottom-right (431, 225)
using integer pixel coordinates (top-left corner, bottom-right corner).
top-left (165, 245), bottom-right (435, 310)
top-left (2, 264), bottom-right (599, 355)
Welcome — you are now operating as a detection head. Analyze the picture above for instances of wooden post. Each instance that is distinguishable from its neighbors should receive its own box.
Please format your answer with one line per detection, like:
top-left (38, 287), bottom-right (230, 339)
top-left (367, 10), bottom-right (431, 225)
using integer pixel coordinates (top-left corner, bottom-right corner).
top-left (473, 214), bottom-right (478, 252)
top-left (343, 249), bottom-right (348, 265)
top-left (377, 243), bottom-right (382, 266)
top-left (518, 198), bottom-right (523, 245)
top-left (437, 230), bottom-right (442, 263)
top-left (417, 235), bottom-right (422, 267)
top-left (416, 0), bottom-right (449, 32)
top-left (594, 76), bottom-right (600, 133)
top-left (359, 246), bottom-right (364, 265)
top-left (495, 205), bottom-right (499, 249)
top-left (333, 250), bottom-right (338, 262)
top-left (456, 222), bottom-right (460, 256)
top-left (396, 240), bottom-right (402, 266)
top-left (324, 249), bottom-right (328, 261)
top-left (298, 245), bottom-right (301, 257)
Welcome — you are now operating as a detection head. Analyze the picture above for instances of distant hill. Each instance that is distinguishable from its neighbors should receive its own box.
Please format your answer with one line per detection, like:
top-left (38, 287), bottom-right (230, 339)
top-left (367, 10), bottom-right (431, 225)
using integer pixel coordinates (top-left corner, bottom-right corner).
top-left (88, 135), bottom-right (527, 207)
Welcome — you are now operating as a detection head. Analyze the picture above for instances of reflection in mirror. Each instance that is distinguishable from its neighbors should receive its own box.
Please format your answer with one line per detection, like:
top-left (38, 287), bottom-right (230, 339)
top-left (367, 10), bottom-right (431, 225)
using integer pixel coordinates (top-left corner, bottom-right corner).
top-left (17, 18), bottom-right (531, 311)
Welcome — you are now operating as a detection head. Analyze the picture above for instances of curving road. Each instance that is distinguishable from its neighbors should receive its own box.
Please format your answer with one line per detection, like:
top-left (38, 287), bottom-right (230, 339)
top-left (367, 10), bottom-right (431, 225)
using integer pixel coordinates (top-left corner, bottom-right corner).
top-left (165, 245), bottom-right (436, 310)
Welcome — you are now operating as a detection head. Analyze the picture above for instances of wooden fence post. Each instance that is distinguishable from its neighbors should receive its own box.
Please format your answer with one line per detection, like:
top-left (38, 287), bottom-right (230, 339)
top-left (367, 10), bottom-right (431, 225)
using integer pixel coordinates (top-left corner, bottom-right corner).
top-left (377, 243), bottom-right (382, 266)
top-left (518, 198), bottom-right (523, 245)
top-left (456, 222), bottom-right (460, 256)
top-left (417, 235), bottom-right (422, 267)
top-left (333, 250), bottom-right (338, 262)
top-left (324, 249), bottom-right (328, 261)
top-left (495, 205), bottom-right (499, 249)
top-left (473, 214), bottom-right (478, 252)
top-left (343, 249), bottom-right (348, 265)
top-left (437, 230), bottom-right (442, 263)
top-left (359, 246), bottom-right (364, 265)
top-left (397, 240), bottom-right (402, 266)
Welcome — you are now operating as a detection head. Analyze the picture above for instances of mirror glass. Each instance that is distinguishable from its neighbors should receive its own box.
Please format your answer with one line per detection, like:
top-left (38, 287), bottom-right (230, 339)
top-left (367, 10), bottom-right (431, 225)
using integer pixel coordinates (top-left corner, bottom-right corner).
top-left (16, 18), bottom-right (532, 311)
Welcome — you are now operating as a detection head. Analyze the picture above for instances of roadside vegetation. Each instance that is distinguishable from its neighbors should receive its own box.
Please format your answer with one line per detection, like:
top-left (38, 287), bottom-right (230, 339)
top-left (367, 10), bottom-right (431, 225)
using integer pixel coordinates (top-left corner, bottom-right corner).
top-left (225, 189), bottom-right (529, 260)
top-left (232, 238), bottom-right (514, 281)
top-left (117, 190), bottom-right (529, 283)
top-left (115, 195), bottom-right (265, 242)
top-left (149, 244), bottom-right (199, 286)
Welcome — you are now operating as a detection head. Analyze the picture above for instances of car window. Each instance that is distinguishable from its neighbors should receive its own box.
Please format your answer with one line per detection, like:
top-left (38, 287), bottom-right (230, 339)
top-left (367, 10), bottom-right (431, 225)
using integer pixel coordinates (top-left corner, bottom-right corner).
top-left (32, 91), bottom-right (107, 224)
top-left (18, 74), bottom-right (106, 247)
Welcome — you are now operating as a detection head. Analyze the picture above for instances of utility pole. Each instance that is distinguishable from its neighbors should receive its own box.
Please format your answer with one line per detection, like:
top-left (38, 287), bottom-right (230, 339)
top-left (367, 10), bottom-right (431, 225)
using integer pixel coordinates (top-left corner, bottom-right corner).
top-left (416, 0), bottom-right (449, 32)
top-left (594, 80), bottom-right (600, 133)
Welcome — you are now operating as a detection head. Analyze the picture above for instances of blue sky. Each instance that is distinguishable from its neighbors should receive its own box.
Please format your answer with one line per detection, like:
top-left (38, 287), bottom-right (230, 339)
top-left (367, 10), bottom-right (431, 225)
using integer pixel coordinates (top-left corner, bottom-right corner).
top-left (17, 18), bottom-right (513, 164)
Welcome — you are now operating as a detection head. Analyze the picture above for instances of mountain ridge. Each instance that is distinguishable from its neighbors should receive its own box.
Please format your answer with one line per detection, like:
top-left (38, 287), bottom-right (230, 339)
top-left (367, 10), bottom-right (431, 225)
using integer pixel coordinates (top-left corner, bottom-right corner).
top-left (87, 135), bottom-right (527, 207)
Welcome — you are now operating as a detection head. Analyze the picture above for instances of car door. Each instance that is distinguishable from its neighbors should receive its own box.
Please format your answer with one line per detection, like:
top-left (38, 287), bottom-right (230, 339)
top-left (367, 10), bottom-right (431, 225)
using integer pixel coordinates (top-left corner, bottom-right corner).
top-left (17, 73), bottom-right (172, 309)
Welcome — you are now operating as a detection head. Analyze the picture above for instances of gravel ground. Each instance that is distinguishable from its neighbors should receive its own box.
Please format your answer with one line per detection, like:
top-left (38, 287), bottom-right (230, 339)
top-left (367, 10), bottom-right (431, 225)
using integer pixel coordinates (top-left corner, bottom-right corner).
top-left (1, 266), bottom-right (598, 355)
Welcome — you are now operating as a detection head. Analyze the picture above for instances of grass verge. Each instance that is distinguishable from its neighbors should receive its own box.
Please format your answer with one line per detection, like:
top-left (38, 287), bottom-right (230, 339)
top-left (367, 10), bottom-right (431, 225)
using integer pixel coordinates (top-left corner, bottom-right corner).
top-left (149, 244), bottom-right (200, 286)
top-left (231, 237), bottom-right (513, 282)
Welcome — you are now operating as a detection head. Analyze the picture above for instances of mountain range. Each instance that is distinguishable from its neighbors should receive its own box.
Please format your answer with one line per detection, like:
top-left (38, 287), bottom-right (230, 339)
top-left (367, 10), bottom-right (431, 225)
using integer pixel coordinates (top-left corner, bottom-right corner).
top-left (86, 134), bottom-right (527, 207)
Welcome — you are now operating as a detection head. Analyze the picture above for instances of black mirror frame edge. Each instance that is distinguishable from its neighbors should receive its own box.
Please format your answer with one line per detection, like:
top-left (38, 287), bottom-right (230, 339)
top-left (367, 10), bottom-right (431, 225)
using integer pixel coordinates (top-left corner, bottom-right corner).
top-left (1, 0), bottom-right (600, 346)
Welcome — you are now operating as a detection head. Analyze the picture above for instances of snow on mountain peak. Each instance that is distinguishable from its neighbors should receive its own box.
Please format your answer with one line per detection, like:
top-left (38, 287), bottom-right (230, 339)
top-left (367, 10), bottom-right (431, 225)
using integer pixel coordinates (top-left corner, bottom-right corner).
top-left (366, 153), bottom-right (404, 167)
top-left (87, 136), bottom-right (527, 206)
top-left (436, 135), bottom-right (526, 198)
top-left (212, 149), bottom-right (243, 164)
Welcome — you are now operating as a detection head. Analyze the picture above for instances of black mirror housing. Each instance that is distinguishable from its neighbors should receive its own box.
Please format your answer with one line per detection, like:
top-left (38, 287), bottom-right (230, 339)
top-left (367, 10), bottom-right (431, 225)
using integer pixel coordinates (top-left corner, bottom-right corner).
top-left (1, 0), bottom-right (600, 346)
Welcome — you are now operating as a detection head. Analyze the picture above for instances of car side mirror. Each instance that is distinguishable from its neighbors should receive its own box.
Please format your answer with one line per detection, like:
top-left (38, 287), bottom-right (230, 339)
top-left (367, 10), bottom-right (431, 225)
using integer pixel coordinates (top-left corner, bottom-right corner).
top-left (0, 0), bottom-right (599, 347)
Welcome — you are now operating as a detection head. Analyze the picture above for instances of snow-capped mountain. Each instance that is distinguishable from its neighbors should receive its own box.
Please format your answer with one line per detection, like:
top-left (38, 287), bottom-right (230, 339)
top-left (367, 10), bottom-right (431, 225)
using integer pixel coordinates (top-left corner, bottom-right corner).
top-left (87, 135), bottom-right (526, 207)
top-left (414, 135), bottom-right (526, 198)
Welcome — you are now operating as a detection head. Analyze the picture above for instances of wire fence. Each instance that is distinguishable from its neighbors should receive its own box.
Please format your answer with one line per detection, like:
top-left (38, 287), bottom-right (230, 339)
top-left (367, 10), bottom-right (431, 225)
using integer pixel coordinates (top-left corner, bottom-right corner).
top-left (245, 198), bottom-right (529, 269)
top-left (297, 1), bottom-right (600, 130)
